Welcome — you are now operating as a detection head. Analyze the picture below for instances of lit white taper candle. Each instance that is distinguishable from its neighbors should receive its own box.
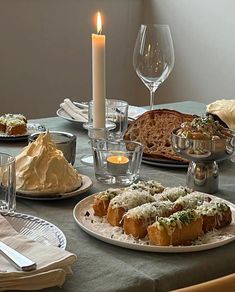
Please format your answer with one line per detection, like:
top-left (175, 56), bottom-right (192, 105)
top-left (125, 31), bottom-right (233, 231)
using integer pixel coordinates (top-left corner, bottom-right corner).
top-left (92, 11), bottom-right (106, 128)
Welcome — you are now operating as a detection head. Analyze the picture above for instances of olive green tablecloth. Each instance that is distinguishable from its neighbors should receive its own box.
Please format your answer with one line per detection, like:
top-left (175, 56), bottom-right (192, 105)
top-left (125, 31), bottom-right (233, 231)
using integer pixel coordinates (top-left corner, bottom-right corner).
top-left (0, 101), bottom-right (235, 292)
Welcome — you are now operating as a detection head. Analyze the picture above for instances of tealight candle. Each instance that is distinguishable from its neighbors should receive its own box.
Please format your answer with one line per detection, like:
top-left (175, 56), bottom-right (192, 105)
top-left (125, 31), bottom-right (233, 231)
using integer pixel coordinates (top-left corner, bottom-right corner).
top-left (107, 154), bottom-right (129, 175)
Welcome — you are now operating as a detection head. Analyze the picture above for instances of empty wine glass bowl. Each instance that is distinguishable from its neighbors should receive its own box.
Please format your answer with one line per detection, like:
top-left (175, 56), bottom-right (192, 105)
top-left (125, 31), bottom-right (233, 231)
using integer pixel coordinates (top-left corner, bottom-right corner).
top-left (133, 24), bottom-right (175, 110)
top-left (172, 128), bottom-right (235, 193)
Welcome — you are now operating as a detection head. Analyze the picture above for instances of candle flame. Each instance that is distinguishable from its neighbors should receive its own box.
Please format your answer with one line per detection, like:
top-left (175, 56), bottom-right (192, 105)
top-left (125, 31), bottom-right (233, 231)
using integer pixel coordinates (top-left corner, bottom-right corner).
top-left (96, 11), bottom-right (102, 34)
top-left (117, 156), bottom-right (122, 163)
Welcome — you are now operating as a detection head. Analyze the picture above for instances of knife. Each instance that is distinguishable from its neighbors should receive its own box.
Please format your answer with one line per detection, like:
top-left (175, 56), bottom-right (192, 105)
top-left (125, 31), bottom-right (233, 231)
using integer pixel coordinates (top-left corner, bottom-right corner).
top-left (0, 241), bottom-right (37, 271)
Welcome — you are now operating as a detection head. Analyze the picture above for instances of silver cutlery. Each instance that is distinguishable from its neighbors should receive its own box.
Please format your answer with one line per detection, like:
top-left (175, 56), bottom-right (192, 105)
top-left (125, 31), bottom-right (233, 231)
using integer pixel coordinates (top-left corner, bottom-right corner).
top-left (0, 241), bottom-right (37, 271)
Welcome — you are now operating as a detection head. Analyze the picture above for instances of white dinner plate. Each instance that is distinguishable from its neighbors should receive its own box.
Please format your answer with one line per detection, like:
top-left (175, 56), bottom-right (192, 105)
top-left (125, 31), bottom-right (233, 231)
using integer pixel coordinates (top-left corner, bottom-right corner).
top-left (73, 193), bottom-right (235, 253)
top-left (17, 175), bottom-right (93, 200)
top-left (1, 212), bottom-right (66, 249)
top-left (0, 123), bottom-right (46, 141)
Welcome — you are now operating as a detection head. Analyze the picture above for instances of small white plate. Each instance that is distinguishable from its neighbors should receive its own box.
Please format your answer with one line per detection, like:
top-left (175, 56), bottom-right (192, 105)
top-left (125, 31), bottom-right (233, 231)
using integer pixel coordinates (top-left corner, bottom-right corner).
top-left (17, 175), bottom-right (93, 200)
top-left (73, 193), bottom-right (235, 253)
top-left (1, 212), bottom-right (66, 249)
top-left (56, 102), bottom-right (88, 126)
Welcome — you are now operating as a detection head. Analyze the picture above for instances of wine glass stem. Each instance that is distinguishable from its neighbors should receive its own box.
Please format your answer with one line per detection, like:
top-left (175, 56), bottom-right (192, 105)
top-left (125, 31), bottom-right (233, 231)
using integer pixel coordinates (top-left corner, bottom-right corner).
top-left (149, 90), bottom-right (155, 111)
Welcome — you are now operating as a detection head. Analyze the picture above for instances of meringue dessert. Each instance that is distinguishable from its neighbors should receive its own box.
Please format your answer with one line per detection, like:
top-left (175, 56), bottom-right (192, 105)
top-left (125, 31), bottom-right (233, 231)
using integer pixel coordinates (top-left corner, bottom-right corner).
top-left (16, 131), bottom-right (82, 194)
top-left (206, 99), bottom-right (235, 130)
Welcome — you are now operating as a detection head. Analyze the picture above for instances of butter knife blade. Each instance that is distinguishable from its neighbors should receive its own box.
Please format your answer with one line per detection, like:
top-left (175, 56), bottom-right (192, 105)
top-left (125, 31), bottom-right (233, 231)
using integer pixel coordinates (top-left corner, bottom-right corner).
top-left (0, 241), bottom-right (37, 271)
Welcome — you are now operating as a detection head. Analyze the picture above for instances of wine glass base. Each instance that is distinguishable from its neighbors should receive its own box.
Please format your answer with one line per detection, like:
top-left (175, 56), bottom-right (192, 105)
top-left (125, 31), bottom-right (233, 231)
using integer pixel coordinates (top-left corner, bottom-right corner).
top-left (80, 155), bottom-right (94, 166)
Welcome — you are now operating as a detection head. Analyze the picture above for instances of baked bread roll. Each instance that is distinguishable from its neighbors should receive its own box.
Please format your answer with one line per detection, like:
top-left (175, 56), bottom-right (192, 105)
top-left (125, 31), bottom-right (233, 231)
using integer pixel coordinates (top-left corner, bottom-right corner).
top-left (124, 109), bottom-right (195, 162)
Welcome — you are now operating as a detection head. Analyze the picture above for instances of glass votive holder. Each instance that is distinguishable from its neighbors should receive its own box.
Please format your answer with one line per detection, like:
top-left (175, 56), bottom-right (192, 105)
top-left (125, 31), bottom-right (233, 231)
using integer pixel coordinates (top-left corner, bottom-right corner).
top-left (29, 131), bottom-right (76, 165)
top-left (0, 153), bottom-right (16, 212)
top-left (84, 99), bottom-right (129, 140)
top-left (92, 140), bottom-right (143, 186)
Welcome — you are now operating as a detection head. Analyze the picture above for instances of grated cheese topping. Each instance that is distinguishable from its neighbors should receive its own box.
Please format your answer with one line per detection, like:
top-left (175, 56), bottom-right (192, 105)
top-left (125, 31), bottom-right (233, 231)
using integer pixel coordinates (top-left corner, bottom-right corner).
top-left (174, 192), bottom-right (211, 210)
top-left (129, 180), bottom-right (165, 195)
top-left (153, 209), bottom-right (200, 236)
top-left (95, 188), bottom-right (124, 201)
top-left (125, 201), bottom-right (174, 220)
top-left (155, 186), bottom-right (191, 202)
top-left (197, 200), bottom-right (230, 216)
top-left (109, 190), bottom-right (155, 210)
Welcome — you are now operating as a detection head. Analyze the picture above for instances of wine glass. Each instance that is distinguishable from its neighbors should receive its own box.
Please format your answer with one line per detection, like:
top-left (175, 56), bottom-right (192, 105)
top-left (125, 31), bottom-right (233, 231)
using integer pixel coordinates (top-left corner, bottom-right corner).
top-left (133, 24), bottom-right (175, 110)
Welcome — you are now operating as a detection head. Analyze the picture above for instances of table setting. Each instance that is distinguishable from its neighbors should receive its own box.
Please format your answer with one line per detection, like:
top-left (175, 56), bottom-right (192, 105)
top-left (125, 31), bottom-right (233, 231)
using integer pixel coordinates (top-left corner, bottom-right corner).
top-left (0, 10), bottom-right (235, 292)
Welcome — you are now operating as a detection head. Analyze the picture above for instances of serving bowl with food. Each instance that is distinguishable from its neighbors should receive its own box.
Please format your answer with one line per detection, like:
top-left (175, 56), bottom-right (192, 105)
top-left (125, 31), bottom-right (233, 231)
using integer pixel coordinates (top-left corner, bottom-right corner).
top-left (172, 115), bottom-right (235, 193)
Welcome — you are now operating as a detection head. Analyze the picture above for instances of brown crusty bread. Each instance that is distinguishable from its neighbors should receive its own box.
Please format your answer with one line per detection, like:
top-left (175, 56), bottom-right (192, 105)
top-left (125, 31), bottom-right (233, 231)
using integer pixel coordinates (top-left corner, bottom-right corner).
top-left (124, 109), bottom-right (196, 162)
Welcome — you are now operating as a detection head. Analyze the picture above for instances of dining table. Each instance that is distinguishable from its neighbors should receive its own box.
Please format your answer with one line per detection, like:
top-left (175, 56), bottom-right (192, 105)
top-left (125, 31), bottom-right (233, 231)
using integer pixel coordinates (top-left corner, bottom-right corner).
top-left (0, 100), bottom-right (235, 292)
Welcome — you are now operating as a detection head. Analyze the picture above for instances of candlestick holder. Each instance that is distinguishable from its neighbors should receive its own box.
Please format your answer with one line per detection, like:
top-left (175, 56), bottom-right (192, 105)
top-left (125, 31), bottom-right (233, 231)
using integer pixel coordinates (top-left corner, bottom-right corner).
top-left (83, 99), bottom-right (129, 140)
top-left (92, 140), bottom-right (143, 186)
top-left (80, 127), bottom-right (110, 166)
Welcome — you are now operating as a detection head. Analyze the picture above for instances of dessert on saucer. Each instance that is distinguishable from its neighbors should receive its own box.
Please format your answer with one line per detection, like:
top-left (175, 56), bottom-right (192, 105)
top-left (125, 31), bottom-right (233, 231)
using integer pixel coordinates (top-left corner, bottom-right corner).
top-left (16, 131), bottom-right (82, 195)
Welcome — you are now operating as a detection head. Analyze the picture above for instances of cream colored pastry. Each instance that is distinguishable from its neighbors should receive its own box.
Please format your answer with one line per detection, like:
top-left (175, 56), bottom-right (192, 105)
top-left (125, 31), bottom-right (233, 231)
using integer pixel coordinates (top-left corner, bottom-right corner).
top-left (16, 132), bottom-right (82, 193)
top-left (207, 99), bottom-right (235, 130)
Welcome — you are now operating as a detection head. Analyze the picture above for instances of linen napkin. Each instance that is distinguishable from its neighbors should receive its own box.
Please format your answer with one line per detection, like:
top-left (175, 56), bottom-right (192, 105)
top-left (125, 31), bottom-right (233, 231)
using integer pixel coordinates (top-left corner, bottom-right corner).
top-left (0, 214), bottom-right (77, 291)
top-left (60, 98), bottom-right (88, 122)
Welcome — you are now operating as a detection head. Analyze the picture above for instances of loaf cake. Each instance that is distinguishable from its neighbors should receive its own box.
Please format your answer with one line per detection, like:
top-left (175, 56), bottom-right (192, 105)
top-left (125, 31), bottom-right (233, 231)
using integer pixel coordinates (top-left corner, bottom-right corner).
top-left (0, 114), bottom-right (27, 135)
top-left (123, 201), bottom-right (175, 238)
top-left (93, 180), bottom-right (165, 217)
top-left (124, 109), bottom-right (196, 162)
top-left (106, 190), bottom-right (155, 226)
top-left (93, 188), bottom-right (124, 217)
top-left (197, 200), bottom-right (232, 232)
top-left (147, 209), bottom-right (203, 246)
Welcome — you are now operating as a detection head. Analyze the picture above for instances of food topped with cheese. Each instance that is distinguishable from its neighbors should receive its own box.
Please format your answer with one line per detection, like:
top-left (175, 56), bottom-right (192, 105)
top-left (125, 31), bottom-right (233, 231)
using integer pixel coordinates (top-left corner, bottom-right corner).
top-left (176, 115), bottom-right (233, 140)
top-left (0, 113), bottom-right (27, 135)
top-left (155, 186), bottom-right (191, 202)
top-left (125, 201), bottom-right (174, 220)
top-left (109, 190), bottom-right (155, 211)
top-left (173, 191), bottom-right (211, 211)
top-left (16, 131), bottom-right (82, 194)
top-left (129, 180), bottom-right (165, 195)
top-left (152, 209), bottom-right (201, 232)
top-left (89, 180), bottom-right (233, 246)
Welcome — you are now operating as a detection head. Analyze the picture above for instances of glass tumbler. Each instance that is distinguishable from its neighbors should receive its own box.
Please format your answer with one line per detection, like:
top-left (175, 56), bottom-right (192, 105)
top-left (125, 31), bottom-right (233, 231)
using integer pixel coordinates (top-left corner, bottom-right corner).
top-left (84, 99), bottom-right (129, 140)
top-left (92, 140), bottom-right (143, 186)
top-left (0, 153), bottom-right (16, 212)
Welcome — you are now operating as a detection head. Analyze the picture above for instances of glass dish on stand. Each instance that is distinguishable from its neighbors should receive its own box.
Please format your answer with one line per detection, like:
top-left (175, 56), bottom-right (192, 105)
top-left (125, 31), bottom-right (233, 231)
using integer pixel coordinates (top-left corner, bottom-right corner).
top-left (133, 24), bottom-right (175, 110)
top-left (80, 99), bottom-right (129, 166)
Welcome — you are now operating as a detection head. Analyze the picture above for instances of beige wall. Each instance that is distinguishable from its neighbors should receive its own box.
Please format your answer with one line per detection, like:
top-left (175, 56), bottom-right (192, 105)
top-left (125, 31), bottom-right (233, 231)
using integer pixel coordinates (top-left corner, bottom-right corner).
top-left (144, 0), bottom-right (235, 105)
top-left (0, 0), bottom-right (144, 118)
top-left (1, 1), bottom-right (235, 118)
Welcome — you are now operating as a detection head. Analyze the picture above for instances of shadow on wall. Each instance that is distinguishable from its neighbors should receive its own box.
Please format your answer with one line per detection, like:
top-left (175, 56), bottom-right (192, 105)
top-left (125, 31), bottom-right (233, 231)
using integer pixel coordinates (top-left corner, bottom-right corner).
top-left (144, 0), bottom-right (235, 105)
top-left (0, 0), bottom-right (145, 118)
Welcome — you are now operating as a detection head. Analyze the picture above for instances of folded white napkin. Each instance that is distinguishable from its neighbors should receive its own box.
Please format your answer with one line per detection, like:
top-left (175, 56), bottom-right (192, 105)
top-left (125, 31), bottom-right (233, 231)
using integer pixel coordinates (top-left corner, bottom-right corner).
top-left (0, 214), bottom-right (77, 291)
top-left (60, 98), bottom-right (88, 122)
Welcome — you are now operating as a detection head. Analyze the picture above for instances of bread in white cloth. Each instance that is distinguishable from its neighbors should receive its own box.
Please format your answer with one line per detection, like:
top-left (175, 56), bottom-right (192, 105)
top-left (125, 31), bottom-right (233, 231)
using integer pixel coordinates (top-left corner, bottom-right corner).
top-left (207, 99), bottom-right (235, 130)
